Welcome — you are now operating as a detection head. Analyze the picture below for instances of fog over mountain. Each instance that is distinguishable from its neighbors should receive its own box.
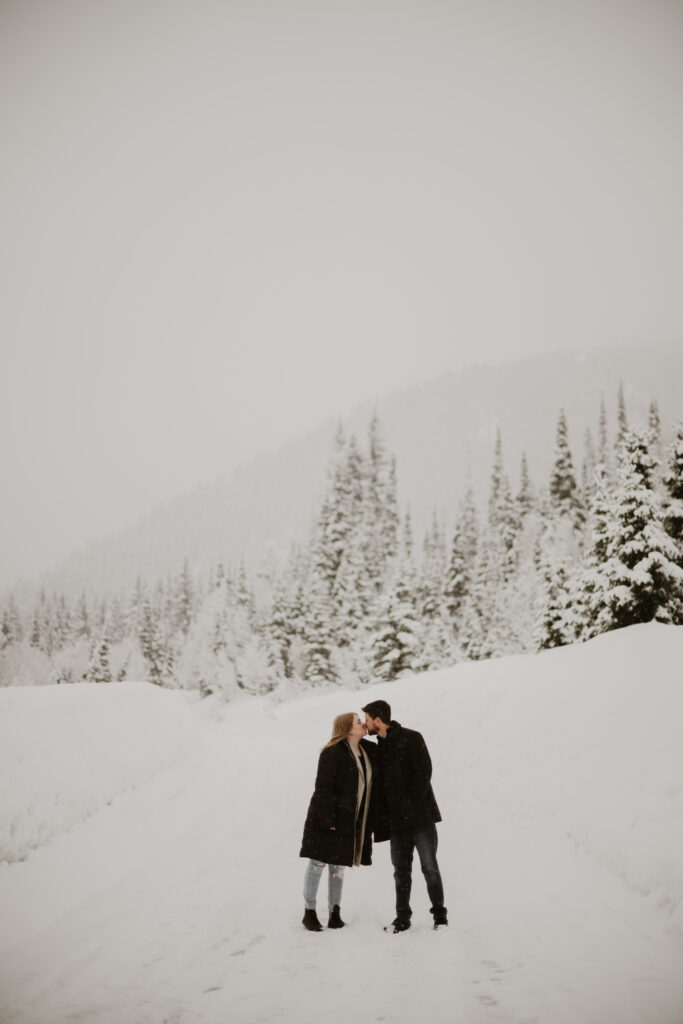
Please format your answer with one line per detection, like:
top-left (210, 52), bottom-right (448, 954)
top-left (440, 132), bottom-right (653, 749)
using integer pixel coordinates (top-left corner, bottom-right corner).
top-left (20, 347), bottom-right (683, 601)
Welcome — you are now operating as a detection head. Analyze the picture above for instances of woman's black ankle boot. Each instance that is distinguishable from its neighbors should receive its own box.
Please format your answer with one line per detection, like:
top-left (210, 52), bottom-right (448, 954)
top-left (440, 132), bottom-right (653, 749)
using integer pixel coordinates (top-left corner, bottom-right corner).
top-left (327, 905), bottom-right (346, 929)
top-left (302, 909), bottom-right (323, 931)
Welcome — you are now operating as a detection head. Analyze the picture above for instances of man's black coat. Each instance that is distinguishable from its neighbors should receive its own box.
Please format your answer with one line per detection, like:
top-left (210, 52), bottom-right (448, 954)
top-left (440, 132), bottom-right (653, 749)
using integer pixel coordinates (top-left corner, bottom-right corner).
top-left (300, 738), bottom-right (376, 867)
top-left (372, 720), bottom-right (442, 843)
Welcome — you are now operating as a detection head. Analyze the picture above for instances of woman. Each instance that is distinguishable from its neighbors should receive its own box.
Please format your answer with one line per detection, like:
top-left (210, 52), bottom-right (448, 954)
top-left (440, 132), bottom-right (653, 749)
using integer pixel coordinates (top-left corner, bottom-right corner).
top-left (299, 712), bottom-right (375, 931)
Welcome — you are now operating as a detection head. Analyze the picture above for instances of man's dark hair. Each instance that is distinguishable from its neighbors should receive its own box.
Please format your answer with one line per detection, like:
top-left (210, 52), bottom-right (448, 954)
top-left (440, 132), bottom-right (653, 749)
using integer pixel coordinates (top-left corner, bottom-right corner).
top-left (362, 699), bottom-right (391, 724)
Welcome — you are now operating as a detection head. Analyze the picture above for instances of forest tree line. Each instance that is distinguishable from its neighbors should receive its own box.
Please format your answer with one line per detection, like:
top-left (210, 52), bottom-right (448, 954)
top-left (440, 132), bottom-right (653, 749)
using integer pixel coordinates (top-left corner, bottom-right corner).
top-left (2, 389), bottom-right (683, 698)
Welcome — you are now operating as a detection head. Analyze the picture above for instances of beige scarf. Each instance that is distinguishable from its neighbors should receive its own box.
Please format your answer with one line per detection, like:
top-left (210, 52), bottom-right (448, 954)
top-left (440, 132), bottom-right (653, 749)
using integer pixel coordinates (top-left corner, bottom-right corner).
top-left (350, 745), bottom-right (373, 867)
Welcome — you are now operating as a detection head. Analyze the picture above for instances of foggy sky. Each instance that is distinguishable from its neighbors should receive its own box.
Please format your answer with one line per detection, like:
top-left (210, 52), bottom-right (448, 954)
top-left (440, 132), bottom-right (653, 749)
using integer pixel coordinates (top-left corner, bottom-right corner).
top-left (2, 0), bottom-right (682, 594)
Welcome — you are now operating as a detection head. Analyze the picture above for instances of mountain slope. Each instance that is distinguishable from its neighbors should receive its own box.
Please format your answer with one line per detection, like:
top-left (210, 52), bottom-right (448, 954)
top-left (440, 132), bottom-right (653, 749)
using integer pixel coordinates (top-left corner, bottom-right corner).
top-left (31, 346), bottom-right (683, 597)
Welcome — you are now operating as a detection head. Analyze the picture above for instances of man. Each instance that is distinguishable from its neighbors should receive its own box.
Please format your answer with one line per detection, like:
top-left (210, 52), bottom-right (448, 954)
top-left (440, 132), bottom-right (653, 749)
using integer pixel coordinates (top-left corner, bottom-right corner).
top-left (362, 699), bottom-right (447, 933)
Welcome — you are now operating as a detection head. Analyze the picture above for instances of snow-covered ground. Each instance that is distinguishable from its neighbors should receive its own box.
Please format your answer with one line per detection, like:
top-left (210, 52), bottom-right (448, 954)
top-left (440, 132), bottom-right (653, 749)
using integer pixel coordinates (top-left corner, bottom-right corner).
top-left (1, 622), bottom-right (682, 1024)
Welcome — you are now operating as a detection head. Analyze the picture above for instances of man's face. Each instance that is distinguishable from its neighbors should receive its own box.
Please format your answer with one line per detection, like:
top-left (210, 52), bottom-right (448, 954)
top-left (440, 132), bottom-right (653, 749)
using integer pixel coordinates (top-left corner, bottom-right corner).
top-left (364, 713), bottom-right (380, 735)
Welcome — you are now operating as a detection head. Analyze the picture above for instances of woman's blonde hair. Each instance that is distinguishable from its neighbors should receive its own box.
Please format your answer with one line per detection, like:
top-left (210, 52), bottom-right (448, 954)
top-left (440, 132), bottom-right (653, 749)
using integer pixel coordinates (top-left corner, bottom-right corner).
top-left (321, 712), bottom-right (356, 752)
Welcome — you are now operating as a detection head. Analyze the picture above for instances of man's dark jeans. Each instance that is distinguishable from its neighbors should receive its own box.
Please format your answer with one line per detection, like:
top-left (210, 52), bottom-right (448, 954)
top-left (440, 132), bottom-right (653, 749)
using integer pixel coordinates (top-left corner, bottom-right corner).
top-left (390, 824), bottom-right (446, 920)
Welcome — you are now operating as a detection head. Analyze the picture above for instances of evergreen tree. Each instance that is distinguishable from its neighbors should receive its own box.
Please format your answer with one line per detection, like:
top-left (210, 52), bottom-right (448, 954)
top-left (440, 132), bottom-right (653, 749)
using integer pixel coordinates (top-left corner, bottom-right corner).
top-left (460, 530), bottom-right (515, 659)
top-left (402, 507), bottom-right (414, 560)
top-left (615, 381), bottom-right (628, 452)
top-left (371, 559), bottom-right (420, 681)
top-left (517, 452), bottom-right (535, 517)
top-left (108, 596), bottom-right (127, 644)
top-left (590, 428), bottom-right (683, 632)
top-left (444, 490), bottom-right (478, 624)
top-left (138, 598), bottom-right (166, 685)
top-left (488, 428), bottom-right (506, 527)
top-left (662, 420), bottom-right (683, 623)
top-left (314, 427), bottom-right (364, 600)
top-left (86, 628), bottom-right (113, 683)
top-left (53, 595), bottom-right (71, 650)
top-left (598, 394), bottom-right (610, 472)
top-left (74, 592), bottom-right (91, 640)
top-left (581, 428), bottom-right (597, 505)
top-left (576, 464), bottom-right (614, 639)
top-left (663, 421), bottom-right (683, 541)
top-left (648, 400), bottom-right (662, 442)
top-left (418, 512), bottom-right (447, 622)
top-left (363, 416), bottom-right (398, 592)
top-left (1, 596), bottom-right (23, 648)
top-left (549, 409), bottom-right (584, 525)
top-left (487, 430), bottom-right (519, 575)
top-left (266, 579), bottom-right (295, 679)
top-left (533, 546), bottom-right (574, 651)
top-left (414, 609), bottom-right (458, 672)
top-left (302, 590), bottom-right (337, 685)
top-left (333, 542), bottom-right (371, 646)
top-left (648, 399), bottom-right (664, 489)
top-left (174, 559), bottom-right (194, 636)
top-left (30, 610), bottom-right (41, 648)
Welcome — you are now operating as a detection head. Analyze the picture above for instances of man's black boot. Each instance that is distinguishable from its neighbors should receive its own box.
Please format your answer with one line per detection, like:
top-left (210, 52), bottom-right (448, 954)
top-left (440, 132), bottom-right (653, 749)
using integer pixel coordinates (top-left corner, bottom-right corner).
top-left (433, 911), bottom-right (448, 930)
top-left (384, 917), bottom-right (411, 933)
top-left (302, 909), bottom-right (323, 932)
top-left (327, 905), bottom-right (346, 929)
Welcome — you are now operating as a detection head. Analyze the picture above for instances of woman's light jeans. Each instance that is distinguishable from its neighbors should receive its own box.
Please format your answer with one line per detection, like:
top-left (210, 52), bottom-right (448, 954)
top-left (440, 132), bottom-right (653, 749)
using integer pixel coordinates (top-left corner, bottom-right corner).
top-left (303, 859), bottom-right (345, 910)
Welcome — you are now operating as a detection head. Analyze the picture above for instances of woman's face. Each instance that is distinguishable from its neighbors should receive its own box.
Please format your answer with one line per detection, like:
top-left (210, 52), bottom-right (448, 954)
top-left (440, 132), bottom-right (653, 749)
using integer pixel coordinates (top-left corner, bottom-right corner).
top-left (348, 715), bottom-right (367, 739)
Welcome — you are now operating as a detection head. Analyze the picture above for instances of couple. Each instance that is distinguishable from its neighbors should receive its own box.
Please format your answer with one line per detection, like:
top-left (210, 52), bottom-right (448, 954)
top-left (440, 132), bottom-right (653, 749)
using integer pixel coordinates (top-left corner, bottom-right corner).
top-left (299, 699), bottom-right (447, 934)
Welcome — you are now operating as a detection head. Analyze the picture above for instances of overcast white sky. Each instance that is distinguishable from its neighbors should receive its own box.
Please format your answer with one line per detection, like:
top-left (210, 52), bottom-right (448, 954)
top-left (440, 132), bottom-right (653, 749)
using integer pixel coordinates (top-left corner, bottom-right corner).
top-left (1, 0), bottom-right (682, 594)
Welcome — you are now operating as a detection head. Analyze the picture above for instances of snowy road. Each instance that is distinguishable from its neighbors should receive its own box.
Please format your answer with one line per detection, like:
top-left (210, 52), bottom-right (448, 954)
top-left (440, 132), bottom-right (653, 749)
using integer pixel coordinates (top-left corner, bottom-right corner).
top-left (2, 628), bottom-right (683, 1023)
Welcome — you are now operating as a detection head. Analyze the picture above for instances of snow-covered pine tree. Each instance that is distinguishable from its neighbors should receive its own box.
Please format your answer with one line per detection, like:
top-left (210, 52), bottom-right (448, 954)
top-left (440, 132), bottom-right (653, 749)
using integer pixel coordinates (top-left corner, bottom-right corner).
top-left (314, 425), bottom-right (348, 591)
top-left (575, 463), bottom-right (614, 639)
top-left (647, 399), bottom-right (664, 491)
top-left (418, 512), bottom-right (447, 622)
top-left (487, 429), bottom-right (519, 578)
top-left (648, 400), bottom-right (662, 443)
top-left (459, 529), bottom-right (517, 659)
top-left (174, 560), bottom-right (195, 637)
top-left (581, 428), bottom-right (597, 505)
top-left (444, 489), bottom-right (478, 626)
top-left (662, 420), bottom-right (683, 623)
top-left (302, 587), bottom-right (338, 685)
top-left (533, 533), bottom-right (576, 650)
top-left (363, 415), bottom-right (399, 594)
top-left (73, 592), bottom-right (91, 641)
top-left (549, 408), bottom-right (584, 526)
top-left (615, 381), bottom-right (628, 453)
top-left (235, 560), bottom-right (253, 613)
top-left (86, 626), bottom-right (113, 683)
top-left (330, 438), bottom-right (373, 636)
top-left (402, 507), bottom-right (414, 560)
top-left (517, 452), bottom-right (535, 518)
top-left (458, 594), bottom-right (486, 661)
top-left (107, 595), bottom-right (127, 644)
top-left (333, 541), bottom-right (371, 647)
top-left (371, 558), bottom-right (420, 682)
top-left (138, 598), bottom-right (166, 685)
top-left (29, 610), bottom-right (41, 649)
top-left (590, 428), bottom-right (683, 633)
top-left (266, 579), bottom-right (294, 679)
top-left (598, 393), bottom-right (610, 476)
top-left (1, 596), bottom-right (24, 648)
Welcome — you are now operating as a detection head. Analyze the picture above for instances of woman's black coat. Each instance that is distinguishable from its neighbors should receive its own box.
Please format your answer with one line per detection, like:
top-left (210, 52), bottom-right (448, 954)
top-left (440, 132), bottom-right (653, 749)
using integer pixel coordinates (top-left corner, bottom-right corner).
top-left (300, 738), bottom-right (375, 867)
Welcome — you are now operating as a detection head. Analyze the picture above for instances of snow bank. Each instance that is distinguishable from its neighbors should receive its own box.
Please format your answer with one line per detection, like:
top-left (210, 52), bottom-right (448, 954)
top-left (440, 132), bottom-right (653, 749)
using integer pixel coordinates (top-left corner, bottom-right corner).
top-left (0, 682), bottom-right (203, 863)
top-left (1, 625), bottom-right (683, 1023)
top-left (1, 624), bottom-right (682, 916)
top-left (378, 621), bottom-right (683, 930)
